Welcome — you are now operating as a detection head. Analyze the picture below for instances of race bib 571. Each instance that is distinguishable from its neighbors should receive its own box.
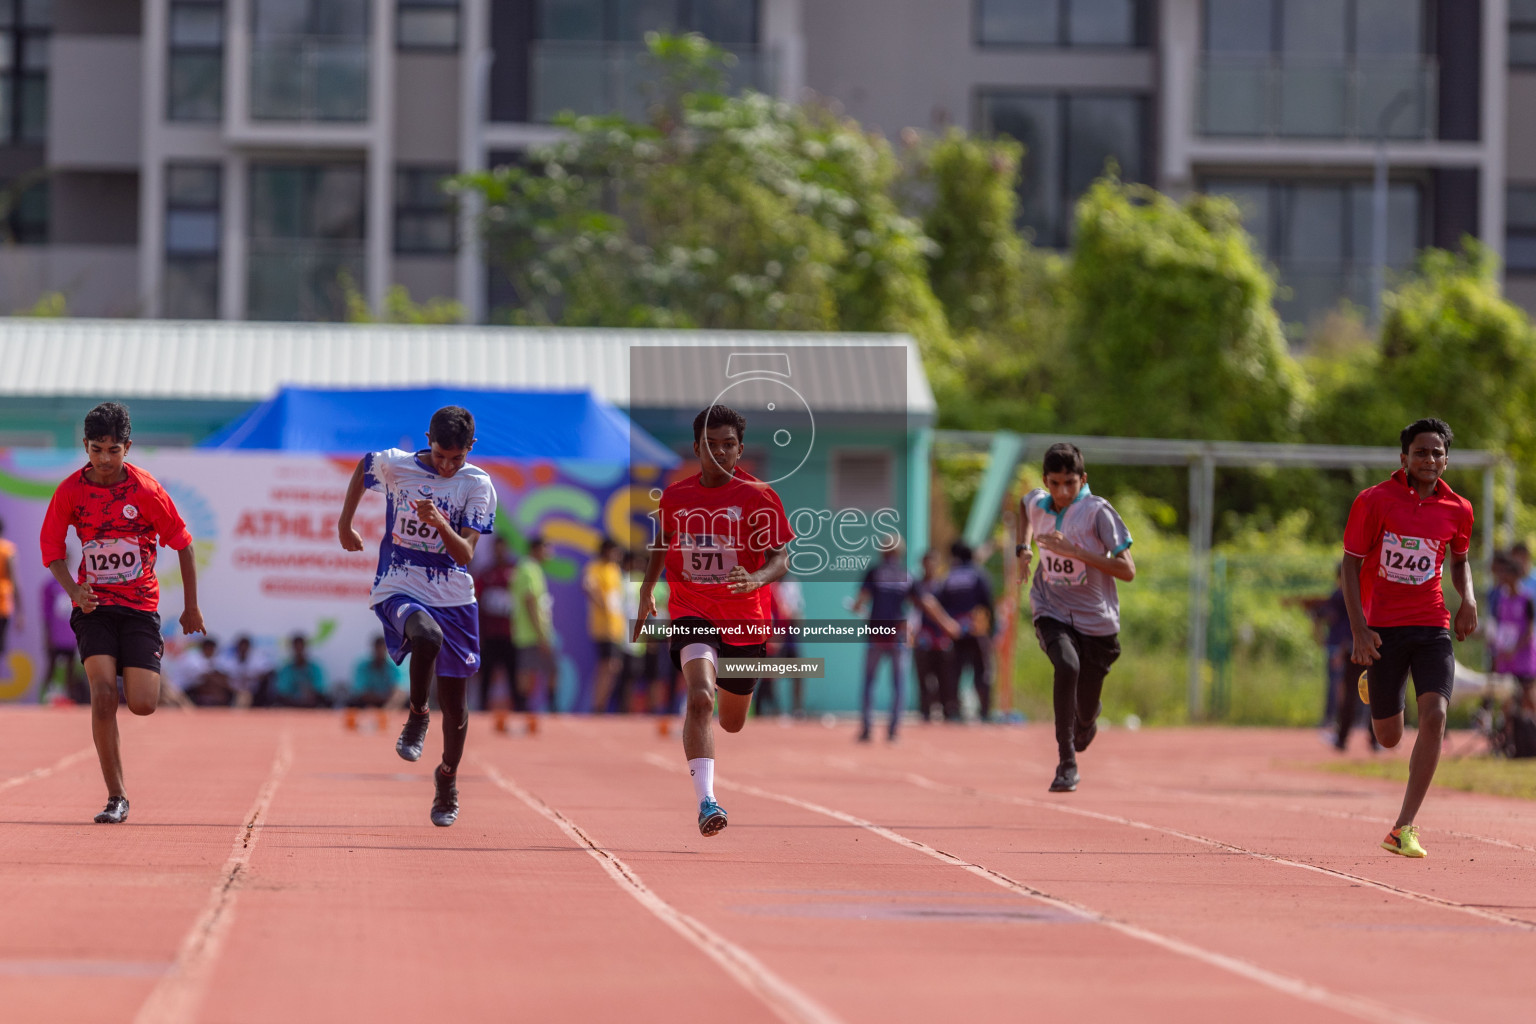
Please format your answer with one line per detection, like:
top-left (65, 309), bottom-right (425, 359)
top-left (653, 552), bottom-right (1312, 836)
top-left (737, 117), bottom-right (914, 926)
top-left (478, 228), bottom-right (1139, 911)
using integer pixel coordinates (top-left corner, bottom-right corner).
top-left (680, 533), bottom-right (739, 583)
top-left (1378, 532), bottom-right (1441, 586)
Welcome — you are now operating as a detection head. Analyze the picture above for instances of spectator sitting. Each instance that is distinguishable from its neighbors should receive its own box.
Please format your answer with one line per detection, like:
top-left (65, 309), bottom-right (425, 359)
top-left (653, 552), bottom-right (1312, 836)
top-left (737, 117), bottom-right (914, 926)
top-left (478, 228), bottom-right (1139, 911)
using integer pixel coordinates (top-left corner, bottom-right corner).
top-left (272, 634), bottom-right (328, 708)
top-left (178, 637), bottom-right (234, 706)
top-left (350, 635), bottom-right (407, 710)
top-left (215, 635), bottom-right (275, 708)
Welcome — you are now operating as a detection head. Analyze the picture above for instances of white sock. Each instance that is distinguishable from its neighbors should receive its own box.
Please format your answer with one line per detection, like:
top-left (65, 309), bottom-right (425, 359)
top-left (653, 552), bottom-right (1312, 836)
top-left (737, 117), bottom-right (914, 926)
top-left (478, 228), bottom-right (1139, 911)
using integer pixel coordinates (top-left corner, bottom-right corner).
top-left (687, 758), bottom-right (715, 803)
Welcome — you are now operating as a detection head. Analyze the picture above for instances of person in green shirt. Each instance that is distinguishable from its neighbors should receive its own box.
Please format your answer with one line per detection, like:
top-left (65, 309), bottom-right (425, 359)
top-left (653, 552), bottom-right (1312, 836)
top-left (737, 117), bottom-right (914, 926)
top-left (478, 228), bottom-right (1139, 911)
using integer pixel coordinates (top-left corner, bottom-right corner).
top-left (512, 535), bottom-right (556, 720)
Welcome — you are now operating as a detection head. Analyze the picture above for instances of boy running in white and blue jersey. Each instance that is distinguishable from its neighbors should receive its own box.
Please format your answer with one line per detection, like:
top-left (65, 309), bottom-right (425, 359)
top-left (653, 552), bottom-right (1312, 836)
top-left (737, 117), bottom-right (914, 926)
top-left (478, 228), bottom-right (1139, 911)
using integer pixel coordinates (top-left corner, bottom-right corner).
top-left (1016, 443), bottom-right (1135, 794)
top-left (337, 406), bottom-right (497, 827)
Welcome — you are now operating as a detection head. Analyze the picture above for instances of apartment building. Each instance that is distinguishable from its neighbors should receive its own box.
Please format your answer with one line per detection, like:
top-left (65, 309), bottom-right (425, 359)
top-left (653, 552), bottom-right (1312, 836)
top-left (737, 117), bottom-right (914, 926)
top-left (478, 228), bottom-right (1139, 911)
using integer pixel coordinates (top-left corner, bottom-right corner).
top-left (0, 0), bottom-right (1530, 325)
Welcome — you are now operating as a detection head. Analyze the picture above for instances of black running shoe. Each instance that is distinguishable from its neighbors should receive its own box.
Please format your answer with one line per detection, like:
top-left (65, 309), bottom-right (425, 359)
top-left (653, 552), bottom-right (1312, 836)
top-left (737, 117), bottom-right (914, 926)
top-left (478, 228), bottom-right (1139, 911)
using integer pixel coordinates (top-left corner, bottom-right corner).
top-left (94, 796), bottom-right (129, 824)
top-left (1073, 702), bottom-right (1102, 752)
top-left (430, 765), bottom-right (459, 827)
top-left (1049, 761), bottom-right (1079, 793)
top-left (396, 708), bottom-right (430, 762)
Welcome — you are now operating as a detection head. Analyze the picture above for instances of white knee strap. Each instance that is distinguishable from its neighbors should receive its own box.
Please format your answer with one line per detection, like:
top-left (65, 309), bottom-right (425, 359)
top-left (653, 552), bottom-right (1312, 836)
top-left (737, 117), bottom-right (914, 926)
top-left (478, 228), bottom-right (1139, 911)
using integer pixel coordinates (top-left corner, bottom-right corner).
top-left (680, 643), bottom-right (718, 669)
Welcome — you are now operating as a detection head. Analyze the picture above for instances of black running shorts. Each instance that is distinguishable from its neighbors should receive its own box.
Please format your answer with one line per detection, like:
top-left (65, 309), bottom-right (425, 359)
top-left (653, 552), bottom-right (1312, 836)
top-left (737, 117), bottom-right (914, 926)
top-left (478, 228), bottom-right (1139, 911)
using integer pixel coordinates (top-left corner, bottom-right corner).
top-left (71, 605), bottom-right (164, 674)
top-left (1365, 625), bottom-right (1454, 719)
top-left (668, 616), bottom-right (767, 696)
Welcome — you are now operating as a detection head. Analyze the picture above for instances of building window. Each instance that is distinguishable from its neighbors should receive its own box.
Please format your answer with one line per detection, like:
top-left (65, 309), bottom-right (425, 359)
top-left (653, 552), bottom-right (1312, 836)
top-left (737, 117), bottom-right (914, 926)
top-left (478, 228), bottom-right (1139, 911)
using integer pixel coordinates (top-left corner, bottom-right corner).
top-left (0, 0), bottom-right (50, 144)
top-left (538, 0), bottom-right (758, 44)
top-left (1514, 0), bottom-right (1536, 69)
top-left (168, 2), bottom-right (225, 122)
top-left (976, 0), bottom-right (1145, 48)
top-left (164, 164), bottom-right (222, 319)
top-left (0, 175), bottom-right (48, 244)
top-left (978, 90), bottom-right (1147, 248)
top-left (831, 450), bottom-right (894, 512)
top-left (1508, 187), bottom-right (1536, 273)
top-left (251, 0), bottom-right (371, 122)
top-left (395, 167), bottom-right (457, 253)
top-left (398, 0), bottom-right (459, 50)
top-left (248, 163), bottom-right (366, 320)
top-left (1203, 177), bottom-right (1423, 320)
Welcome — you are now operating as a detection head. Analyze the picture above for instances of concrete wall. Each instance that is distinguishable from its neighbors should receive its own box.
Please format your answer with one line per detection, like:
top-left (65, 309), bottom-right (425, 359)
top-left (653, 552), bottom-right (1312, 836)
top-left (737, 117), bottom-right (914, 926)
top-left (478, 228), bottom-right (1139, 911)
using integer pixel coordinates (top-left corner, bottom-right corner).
top-left (1506, 275), bottom-right (1536, 314)
top-left (48, 37), bottom-right (143, 170)
top-left (393, 255), bottom-right (459, 305)
top-left (51, 172), bottom-right (140, 246)
top-left (0, 245), bottom-right (141, 317)
top-left (1507, 73), bottom-right (1536, 180)
top-left (803, 0), bottom-right (1155, 137)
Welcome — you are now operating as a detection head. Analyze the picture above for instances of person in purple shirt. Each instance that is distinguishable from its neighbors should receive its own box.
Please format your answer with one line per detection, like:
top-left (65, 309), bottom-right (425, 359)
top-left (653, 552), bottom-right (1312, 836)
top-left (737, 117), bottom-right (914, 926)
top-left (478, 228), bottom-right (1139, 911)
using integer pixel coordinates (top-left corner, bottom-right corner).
top-left (936, 541), bottom-right (996, 722)
top-left (41, 576), bottom-right (86, 703)
top-left (852, 544), bottom-right (957, 742)
top-left (1319, 565), bottom-right (1377, 752)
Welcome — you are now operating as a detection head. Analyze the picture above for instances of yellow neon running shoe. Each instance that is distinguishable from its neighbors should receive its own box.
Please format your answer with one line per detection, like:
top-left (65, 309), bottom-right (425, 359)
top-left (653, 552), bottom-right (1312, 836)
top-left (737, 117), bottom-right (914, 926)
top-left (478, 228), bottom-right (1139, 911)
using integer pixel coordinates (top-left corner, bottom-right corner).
top-left (1358, 669), bottom-right (1370, 706)
top-left (1382, 825), bottom-right (1426, 858)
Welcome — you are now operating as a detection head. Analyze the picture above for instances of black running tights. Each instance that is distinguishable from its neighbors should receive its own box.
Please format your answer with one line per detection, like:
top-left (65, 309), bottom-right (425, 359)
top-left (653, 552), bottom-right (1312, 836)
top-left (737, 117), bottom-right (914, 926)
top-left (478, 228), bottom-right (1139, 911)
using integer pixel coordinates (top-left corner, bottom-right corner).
top-left (404, 611), bottom-right (468, 771)
top-left (1035, 617), bottom-right (1120, 762)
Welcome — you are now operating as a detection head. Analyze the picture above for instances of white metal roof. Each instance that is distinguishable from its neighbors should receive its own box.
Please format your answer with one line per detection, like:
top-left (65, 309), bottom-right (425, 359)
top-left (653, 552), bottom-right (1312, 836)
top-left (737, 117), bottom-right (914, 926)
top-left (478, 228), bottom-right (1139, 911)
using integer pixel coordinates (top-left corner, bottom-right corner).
top-left (0, 319), bottom-right (935, 418)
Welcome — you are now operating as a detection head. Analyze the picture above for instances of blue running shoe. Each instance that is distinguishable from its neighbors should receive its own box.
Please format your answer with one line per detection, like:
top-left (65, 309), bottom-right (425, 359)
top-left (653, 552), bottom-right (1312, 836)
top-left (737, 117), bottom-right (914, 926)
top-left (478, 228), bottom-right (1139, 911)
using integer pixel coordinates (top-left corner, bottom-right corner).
top-left (698, 797), bottom-right (728, 837)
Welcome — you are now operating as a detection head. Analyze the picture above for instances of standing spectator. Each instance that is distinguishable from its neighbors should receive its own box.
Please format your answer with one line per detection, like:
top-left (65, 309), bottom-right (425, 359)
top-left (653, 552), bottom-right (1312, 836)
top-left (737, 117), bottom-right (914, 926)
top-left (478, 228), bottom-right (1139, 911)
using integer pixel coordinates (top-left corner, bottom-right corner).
top-left (936, 540), bottom-right (995, 721)
top-left (582, 537), bottom-right (625, 713)
top-left (1512, 542), bottom-right (1536, 598)
top-left (177, 637), bottom-right (234, 706)
top-left (473, 535), bottom-right (520, 712)
top-left (853, 546), bottom-right (960, 741)
top-left (272, 634), bottom-right (328, 708)
top-left (215, 635), bottom-right (274, 708)
top-left (513, 535), bottom-right (556, 719)
top-left (350, 635), bottom-right (408, 709)
top-left (615, 550), bottom-right (660, 712)
top-left (0, 515), bottom-right (17, 655)
top-left (41, 575), bottom-right (86, 703)
top-left (911, 551), bottom-right (959, 722)
top-left (755, 578), bottom-right (807, 718)
top-left (1489, 553), bottom-right (1536, 684)
top-left (1315, 565), bottom-right (1376, 751)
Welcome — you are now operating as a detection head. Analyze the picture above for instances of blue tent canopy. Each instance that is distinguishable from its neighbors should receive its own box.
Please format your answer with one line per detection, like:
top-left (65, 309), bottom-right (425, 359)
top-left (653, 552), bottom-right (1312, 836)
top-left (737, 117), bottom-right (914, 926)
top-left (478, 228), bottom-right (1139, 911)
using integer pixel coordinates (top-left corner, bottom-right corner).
top-left (200, 386), bottom-right (678, 466)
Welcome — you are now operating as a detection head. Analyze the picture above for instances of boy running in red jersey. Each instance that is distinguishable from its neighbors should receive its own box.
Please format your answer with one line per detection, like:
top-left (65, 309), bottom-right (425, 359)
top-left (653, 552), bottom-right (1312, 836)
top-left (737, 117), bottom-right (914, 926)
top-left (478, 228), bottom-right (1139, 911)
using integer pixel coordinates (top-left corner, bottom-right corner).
top-left (1343, 418), bottom-right (1476, 858)
top-left (39, 403), bottom-right (205, 824)
top-left (634, 405), bottom-right (793, 836)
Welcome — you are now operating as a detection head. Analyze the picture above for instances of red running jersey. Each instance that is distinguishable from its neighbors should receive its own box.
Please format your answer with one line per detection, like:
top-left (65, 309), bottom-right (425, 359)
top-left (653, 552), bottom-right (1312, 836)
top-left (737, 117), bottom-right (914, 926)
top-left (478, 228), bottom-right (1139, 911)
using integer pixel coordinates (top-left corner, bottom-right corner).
top-left (39, 463), bottom-right (193, 613)
top-left (659, 469), bottom-right (795, 628)
top-left (1343, 470), bottom-right (1473, 629)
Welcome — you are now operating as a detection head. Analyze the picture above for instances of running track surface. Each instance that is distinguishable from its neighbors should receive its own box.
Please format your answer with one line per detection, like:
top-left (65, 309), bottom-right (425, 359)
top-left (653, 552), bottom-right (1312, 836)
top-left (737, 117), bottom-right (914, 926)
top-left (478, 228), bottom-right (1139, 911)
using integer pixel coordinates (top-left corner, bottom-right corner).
top-left (1, 709), bottom-right (1532, 1024)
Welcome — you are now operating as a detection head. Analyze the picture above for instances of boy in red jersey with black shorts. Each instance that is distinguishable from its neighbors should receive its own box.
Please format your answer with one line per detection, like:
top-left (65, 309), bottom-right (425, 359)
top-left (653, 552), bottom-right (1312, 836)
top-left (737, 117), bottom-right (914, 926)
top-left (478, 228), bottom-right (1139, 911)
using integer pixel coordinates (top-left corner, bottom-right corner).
top-left (39, 403), bottom-right (205, 824)
top-left (1342, 418), bottom-right (1476, 858)
top-left (634, 404), bottom-right (793, 836)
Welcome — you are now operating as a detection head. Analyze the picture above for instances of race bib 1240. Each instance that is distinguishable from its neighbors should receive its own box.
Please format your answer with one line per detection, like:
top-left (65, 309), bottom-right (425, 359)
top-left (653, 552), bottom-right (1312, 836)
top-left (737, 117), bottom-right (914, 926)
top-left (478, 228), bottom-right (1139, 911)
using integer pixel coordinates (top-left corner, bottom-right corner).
top-left (82, 537), bottom-right (144, 585)
top-left (1378, 532), bottom-right (1441, 586)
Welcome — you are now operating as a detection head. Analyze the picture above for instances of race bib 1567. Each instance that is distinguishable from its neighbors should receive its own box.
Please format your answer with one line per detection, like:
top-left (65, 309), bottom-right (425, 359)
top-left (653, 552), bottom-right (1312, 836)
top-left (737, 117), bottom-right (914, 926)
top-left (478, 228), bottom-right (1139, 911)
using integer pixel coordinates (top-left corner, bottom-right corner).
top-left (392, 510), bottom-right (445, 554)
top-left (1378, 532), bottom-right (1441, 586)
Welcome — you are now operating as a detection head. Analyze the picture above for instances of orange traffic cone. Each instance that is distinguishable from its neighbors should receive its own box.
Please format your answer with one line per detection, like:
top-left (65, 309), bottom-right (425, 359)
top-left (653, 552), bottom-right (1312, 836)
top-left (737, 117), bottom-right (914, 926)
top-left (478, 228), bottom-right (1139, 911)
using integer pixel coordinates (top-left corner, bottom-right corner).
top-left (344, 707), bottom-right (358, 731)
top-left (526, 713), bottom-right (539, 736)
top-left (375, 709), bottom-right (387, 732)
top-left (657, 716), bottom-right (671, 737)
top-left (493, 709), bottom-right (509, 734)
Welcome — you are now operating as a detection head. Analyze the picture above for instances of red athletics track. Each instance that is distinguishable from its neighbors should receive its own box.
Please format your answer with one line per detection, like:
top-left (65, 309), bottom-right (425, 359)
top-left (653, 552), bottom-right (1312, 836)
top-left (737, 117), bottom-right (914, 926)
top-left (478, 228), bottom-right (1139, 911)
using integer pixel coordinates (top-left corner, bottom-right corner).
top-left (1, 707), bottom-right (1532, 1024)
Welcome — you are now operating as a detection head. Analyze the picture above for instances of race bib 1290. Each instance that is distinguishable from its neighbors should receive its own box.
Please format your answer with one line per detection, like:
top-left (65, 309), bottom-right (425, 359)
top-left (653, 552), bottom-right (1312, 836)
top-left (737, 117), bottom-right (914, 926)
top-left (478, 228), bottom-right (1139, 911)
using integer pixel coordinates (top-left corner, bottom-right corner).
top-left (1378, 532), bottom-right (1441, 586)
top-left (82, 537), bottom-right (144, 585)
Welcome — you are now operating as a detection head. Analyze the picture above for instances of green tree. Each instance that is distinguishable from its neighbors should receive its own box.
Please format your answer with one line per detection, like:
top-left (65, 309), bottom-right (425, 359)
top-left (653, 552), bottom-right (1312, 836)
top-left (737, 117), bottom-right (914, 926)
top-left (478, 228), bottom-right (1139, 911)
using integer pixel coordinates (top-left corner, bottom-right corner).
top-left (1064, 179), bottom-right (1306, 443)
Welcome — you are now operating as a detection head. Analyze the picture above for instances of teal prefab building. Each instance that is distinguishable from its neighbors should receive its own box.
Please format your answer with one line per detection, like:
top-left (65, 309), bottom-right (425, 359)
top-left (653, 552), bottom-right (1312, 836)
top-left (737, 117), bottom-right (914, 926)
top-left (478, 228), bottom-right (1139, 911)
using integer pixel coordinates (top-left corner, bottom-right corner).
top-left (1, 320), bottom-right (936, 713)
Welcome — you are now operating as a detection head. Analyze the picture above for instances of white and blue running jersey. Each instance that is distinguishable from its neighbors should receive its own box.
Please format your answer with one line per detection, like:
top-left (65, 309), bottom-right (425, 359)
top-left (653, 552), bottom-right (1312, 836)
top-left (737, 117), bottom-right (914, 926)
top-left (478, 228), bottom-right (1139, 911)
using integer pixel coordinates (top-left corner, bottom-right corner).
top-left (363, 448), bottom-right (497, 608)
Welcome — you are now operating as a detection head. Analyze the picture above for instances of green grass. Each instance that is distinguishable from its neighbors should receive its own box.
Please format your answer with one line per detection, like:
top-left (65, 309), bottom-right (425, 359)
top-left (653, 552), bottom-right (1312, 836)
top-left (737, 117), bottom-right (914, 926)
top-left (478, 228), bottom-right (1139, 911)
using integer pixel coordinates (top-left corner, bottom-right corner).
top-left (1313, 757), bottom-right (1536, 801)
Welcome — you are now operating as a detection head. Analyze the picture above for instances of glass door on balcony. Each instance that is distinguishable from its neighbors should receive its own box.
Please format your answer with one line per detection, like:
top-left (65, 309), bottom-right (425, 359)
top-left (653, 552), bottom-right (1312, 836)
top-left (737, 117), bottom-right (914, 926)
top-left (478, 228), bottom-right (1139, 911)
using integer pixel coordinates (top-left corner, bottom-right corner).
top-left (529, 0), bottom-right (764, 121)
top-left (1200, 0), bottom-right (1434, 140)
top-left (248, 163), bottom-right (365, 320)
top-left (250, 0), bottom-right (369, 121)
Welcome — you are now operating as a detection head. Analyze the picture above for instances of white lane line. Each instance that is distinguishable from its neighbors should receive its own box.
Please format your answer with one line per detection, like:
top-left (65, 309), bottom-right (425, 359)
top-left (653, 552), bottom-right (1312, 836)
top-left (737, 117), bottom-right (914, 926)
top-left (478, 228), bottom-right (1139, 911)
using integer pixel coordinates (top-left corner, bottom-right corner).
top-left (133, 732), bottom-right (294, 1024)
top-left (478, 759), bottom-right (844, 1024)
top-left (896, 771), bottom-right (1536, 933)
top-left (0, 747), bottom-right (93, 796)
top-left (641, 753), bottom-right (1442, 1024)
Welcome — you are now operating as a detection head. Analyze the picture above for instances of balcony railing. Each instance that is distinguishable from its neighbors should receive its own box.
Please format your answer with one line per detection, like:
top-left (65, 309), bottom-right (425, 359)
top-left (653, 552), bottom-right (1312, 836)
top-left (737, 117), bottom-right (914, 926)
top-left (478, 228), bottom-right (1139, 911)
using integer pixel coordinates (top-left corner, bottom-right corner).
top-left (247, 240), bottom-right (365, 321)
top-left (527, 40), bottom-right (774, 123)
top-left (250, 37), bottom-right (369, 122)
top-left (1198, 56), bottom-right (1437, 140)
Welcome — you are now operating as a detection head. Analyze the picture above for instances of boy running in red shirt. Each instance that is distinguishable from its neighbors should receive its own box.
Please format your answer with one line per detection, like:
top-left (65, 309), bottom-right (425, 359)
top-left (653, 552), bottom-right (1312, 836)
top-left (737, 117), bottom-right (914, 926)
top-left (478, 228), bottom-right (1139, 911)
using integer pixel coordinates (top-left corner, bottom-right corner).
top-left (1342, 418), bottom-right (1476, 858)
top-left (634, 405), bottom-right (793, 836)
top-left (39, 403), bottom-right (205, 824)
